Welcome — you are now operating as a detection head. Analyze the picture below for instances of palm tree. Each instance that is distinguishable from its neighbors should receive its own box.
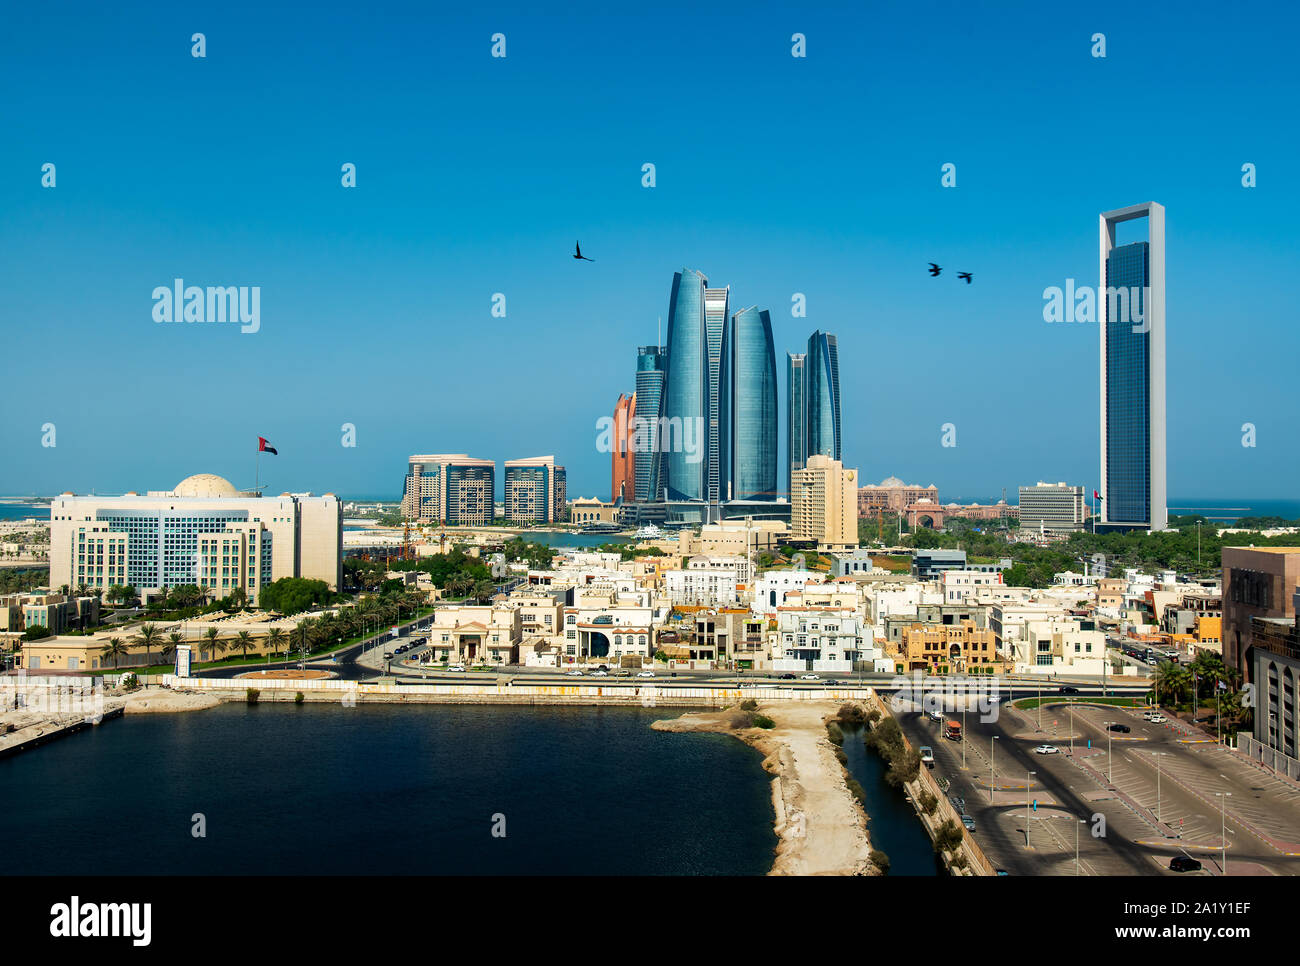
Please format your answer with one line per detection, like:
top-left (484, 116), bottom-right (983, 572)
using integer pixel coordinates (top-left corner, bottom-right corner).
top-left (233, 630), bottom-right (254, 660)
top-left (204, 626), bottom-right (226, 664)
top-left (266, 627), bottom-right (285, 661)
top-left (99, 636), bottom-right (128, 670)
top-left (159, 631), bottom-right (180, 665)
top-left (1154, 661), bottom-right (1190, 706)
top-left (133, 623), bottom-right (163, 666)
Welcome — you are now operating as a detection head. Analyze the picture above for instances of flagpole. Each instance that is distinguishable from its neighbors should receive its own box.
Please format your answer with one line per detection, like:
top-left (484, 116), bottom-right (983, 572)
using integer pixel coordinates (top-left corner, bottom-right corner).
top-left (256, 446), bottom-right (261, 492)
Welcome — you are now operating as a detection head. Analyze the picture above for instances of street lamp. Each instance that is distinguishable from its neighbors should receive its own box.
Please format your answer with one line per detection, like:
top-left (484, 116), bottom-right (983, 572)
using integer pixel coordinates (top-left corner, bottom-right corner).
top-left (1215, 791), bottom-right (1231, 875)
top-left (1103, 721), bottom-right (1114, 783)
top-left (1076, 816), bottom-right (1085, 876)
top-left (1025, 770), bottom-right (1036, 849)
top-left (1152, 751), bottom-right (1168, 825)
top-left (990, 734), bottom-right (999, 805)
top-left (1069, 699), bottom-right (1075, 754)
top-left (961, 696), bottom-right (967, 769)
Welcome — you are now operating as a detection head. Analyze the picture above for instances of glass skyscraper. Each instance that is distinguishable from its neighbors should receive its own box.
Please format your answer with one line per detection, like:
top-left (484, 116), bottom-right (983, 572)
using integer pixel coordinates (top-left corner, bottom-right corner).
top-left (805, 330), bottom-right (841, 462)
top-left (704, 286), bottom-right (730, 505)
top-left (728, 307), bottom-right (778, 501)
top-left (663, 269), bottom-right (708, 502)
top-left (1100, 203), bottom-right (1166, 531)
top-left (634, 345), bottom-right (667, 502)
top-left (786, 352), bottom-right (806, 497)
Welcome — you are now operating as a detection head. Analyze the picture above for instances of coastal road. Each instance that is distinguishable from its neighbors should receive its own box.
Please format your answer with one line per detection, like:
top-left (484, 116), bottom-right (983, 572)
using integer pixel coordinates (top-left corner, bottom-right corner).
top-left (898, 697), bottom-right (1300, 876)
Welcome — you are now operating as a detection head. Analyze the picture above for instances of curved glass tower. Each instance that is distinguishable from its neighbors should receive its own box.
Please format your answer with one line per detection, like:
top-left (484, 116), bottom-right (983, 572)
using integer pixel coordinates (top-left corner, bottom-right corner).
top-left (663, 269), bottom-right (708, 502)
top-left (805, 330), bottom-right (841, 462)
top-left (634, 346), bottom-right (666, 502)
top-left (729, 307), bottom-right (778, 501)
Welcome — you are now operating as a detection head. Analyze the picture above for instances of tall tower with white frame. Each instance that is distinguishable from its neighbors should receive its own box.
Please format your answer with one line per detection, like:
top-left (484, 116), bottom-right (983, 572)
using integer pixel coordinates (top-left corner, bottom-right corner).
top-left (1099, 202), bottom-right (1166, 532)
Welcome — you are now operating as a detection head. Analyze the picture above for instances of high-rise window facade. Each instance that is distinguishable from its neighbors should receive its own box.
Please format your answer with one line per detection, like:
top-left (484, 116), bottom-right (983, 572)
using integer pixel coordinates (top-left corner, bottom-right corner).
top-left (634, 346), bottom-right (666, 502)
top-left (787, 353), bottom-right (806, 497)
top-left (729, 307), bottom-right (778, 501)
top-left (805, 330), bottom-right (841, 462)
top-left (663, 269), bottom-right (708, 502)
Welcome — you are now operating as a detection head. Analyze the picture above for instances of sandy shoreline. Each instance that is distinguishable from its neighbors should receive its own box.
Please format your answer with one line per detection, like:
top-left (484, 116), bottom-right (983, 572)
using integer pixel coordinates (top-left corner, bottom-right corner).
top-left (654, 700), bottom-right (877, 876)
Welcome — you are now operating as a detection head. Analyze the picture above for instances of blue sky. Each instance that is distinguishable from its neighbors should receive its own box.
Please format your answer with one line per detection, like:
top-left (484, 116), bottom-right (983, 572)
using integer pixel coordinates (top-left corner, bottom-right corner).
top-left (1, 0), bottom-right (1297, 502)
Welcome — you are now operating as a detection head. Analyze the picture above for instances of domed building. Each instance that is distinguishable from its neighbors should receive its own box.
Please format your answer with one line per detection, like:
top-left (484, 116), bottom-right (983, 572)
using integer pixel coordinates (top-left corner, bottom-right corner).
top-left (48, 472), bottom-right (342, 608)
top-left (170, 473), bottom-right (246, 499)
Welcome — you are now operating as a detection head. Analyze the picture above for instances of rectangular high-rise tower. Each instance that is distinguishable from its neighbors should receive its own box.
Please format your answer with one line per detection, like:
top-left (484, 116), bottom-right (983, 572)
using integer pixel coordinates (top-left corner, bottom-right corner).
top-left (704, 286), bottom-right (730, 507)
top-left (786, 353), bottom-right (806, 497)
top-left (1099, 202), bottom-right (1166, 532)
top-left (634, 345), bottom-right (667, 502)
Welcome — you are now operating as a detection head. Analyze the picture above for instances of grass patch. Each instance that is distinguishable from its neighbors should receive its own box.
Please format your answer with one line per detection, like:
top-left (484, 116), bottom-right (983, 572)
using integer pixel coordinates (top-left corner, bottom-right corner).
top-left (1012, 696), bottom-right (1146, 711)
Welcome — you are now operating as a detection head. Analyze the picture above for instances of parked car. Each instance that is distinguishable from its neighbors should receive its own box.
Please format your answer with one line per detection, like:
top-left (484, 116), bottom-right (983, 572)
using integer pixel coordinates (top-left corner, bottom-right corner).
top-left (1108, 723), bottom-right (1131, 733)
top-left (927, 710), bottom-right (945, 722)
top-left (1169, 855), bottom-right (1202, 872)
top-left (779, 673), bottom-right (796, 680)
top-left (1149, 713), bottom-right (1167, 723)
top-left (637, 671), bottom-right (655, 678)
top-left (1034, 744), bottom-right (1060, 755)
top-left (590, 670), bottom-right (608, 677)
top-left (949, 794), bottom-right (965, 811)
top-left (801, 674), bottom-right (820, 681)
top-left (961, 814), bottom-right (976, 832)
top-left (566, 670), bottom-right (584, 677)
top-left (614, 669), bottom-right (632, 678)
top-left (919, 746), bottom-right (935, 767)
top-left (446, 664), bottom-right (465, 672)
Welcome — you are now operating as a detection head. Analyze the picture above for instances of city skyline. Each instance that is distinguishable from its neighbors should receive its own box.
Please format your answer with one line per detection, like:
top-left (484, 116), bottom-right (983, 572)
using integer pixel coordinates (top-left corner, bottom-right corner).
top-left (2, 3), bottom-right (1297, 502)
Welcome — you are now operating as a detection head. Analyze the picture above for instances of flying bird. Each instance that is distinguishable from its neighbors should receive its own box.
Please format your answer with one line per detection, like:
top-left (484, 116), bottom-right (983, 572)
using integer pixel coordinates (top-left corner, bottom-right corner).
top-left (574, 241), bottom-right (594, 261)
top-left (957, 272), bottom-right (973, 284)
top-left (928, 263), bottom-right (942, 277)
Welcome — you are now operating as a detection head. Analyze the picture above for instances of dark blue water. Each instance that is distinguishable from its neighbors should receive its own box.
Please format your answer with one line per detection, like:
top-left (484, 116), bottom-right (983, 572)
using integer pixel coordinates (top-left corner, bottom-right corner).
top-left (0, 503), bottom-right (44, 521)
top-left (1, 704), bottom-right (775, 875)
top-left (840, 725), bottom-right (941, 876)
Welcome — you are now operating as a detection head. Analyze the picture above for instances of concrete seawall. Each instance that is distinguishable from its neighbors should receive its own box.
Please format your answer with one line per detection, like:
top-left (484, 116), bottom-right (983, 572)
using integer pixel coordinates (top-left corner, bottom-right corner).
top-left (164, 674), bottom-right (874, 709)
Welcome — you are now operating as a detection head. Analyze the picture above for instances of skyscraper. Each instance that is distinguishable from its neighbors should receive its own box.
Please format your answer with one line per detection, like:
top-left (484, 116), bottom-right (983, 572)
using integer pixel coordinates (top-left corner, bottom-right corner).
top-left (728, 306), bottom-right (778, 501)
top-left (504, 456), bottom-right (565, 524)
top-left (663, 269), bottom-right (708, 502)
top-left (786, 352), bottom-right (806, 496)
top-left (633, 345), bottom-right (666, 502)
top-left (704, 286), bottom-right (731, 505)
top-left (1099, 202), bottom-right (1166, 531)
top-left (611, 392), bottom-right (636, 503)
top-left (805, 330), bottom-right (841, 462)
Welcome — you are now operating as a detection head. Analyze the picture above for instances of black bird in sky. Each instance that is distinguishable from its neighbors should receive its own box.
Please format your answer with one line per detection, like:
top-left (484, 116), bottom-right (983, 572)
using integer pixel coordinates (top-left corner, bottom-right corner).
top-left (574, 241), bottom-right (594, 261)
top-left (957, 272), bottom-right (973, 284)
top-left (928, 262), bottom-right (942, 276)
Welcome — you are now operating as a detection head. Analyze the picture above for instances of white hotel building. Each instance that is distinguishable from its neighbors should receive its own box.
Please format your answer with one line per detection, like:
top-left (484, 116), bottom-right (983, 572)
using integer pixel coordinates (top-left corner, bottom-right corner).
top-left (49, 474), bottom-right (342, 605)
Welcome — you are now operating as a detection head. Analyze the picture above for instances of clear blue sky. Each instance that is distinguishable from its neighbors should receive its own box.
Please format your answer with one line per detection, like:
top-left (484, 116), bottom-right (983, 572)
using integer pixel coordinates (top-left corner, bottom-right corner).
top-left (2, 0), bottom-right (1296, 502)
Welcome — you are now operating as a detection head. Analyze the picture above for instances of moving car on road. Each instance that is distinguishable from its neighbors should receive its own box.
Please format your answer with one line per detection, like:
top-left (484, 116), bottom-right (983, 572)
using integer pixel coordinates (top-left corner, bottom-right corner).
top-left (446, 664), bottom-right (465, 672)
top-left (919, 746), bottom-right (935, 767)
top-left (961, 814), bottom-right (976, 831)
top-left (1169, 855), bottom-right (1202, 872)
top-left (1108, 723), bottom-right (1131, 733)
top-left (1057, 686), bottom-right (1080, 694)
top-left (1034, 744), bottom-right (1060, 755)
top-left (637, 671), bottom-right (655, 678)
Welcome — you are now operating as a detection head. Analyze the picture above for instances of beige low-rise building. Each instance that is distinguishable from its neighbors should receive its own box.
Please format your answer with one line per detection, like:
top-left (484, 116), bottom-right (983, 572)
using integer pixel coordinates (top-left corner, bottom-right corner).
top-left (427, 604), bottom-right (522, 665)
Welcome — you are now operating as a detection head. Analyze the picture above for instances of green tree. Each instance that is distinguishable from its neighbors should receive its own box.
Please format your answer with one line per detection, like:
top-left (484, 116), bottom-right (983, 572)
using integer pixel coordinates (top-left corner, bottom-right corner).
top-left (232, 630), bottom-right (255, 660)
top-left (132, 622), bottom-right (163, 665)
top-left (99, 636), bottom-right (129, 670)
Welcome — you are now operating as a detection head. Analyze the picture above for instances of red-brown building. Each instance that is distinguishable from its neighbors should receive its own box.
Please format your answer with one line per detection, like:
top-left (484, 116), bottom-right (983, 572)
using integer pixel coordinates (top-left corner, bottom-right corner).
top-left (611, 392), bottom-right (636, 503)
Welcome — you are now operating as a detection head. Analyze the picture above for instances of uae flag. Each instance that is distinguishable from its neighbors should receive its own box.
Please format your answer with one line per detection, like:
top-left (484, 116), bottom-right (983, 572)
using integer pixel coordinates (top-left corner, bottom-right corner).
top-left (258, 437), bottom-right (278, 456)
top-left (1093, 490), bottom-right (1102, 501)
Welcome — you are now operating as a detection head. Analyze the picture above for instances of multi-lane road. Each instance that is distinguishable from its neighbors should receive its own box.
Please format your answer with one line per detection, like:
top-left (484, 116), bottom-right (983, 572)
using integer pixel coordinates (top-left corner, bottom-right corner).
top-left (896, 693), bottom-right (1300, 876)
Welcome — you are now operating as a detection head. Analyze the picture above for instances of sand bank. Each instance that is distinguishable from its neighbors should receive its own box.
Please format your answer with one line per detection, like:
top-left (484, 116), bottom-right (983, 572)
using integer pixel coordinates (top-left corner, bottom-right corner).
top-left (654, 700), bottom-right (877, 876)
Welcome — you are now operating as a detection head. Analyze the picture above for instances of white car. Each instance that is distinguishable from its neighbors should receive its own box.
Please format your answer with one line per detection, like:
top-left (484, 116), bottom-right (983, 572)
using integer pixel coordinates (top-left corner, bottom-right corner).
top-left (637, 671), bottom-right (656, 678)
top-left (927, 710), bottom-right (945, 722)
top-left (566, 670), bottom-right (584, 677)
top-left (1034, 744), bottom-right (1060, 755)
top-left (446, 664), bottom-right (465, 672)
top-left (1149, 713), bottom-right (1167, 723)
top-left (801, 674), bottom-right (820, 681)
top-left (590, 670), bottom-right (608, 677)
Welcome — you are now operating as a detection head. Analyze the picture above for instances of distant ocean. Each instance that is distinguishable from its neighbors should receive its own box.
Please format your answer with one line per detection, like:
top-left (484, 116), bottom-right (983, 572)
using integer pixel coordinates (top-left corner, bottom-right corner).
top-left (0, 502), bottom-right (45, 522)
top-left (946, 497), bottom-right (1300, 524)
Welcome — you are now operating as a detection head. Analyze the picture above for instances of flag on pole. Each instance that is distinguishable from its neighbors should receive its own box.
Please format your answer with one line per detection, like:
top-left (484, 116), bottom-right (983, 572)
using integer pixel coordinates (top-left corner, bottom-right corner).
top-left (1093, 489), bottom-right (1102, 501)
top-left (258, 437), bottom-right (278, 455)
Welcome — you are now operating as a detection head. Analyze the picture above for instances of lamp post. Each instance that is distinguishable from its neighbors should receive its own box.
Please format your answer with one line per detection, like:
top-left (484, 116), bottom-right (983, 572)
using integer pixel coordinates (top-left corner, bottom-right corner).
top-left (1069, 699), bottom-right (1075, 754)
top-left (990, 734), bottom-right (999, 804)
top-left (1025, 770), bottom-right (1036, 848)
top-left (1076, 816), bottom-right (1085, 875)
top-left (1216, 791), bottom-right (1231, 875)
top-left (1152, 751), bottom-right (1167, 825)
top-left (1104, 721), bottom-right (1114, 783)
top-left (962, 698), bottom-right (967, 769)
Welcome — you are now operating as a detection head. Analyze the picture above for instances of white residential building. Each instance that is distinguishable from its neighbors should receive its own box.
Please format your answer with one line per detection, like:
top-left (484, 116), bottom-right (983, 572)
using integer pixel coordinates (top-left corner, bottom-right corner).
top-left (771, 607), bottom-right (887, 674)
top-left (752, 570), bottom-right (820, 615)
